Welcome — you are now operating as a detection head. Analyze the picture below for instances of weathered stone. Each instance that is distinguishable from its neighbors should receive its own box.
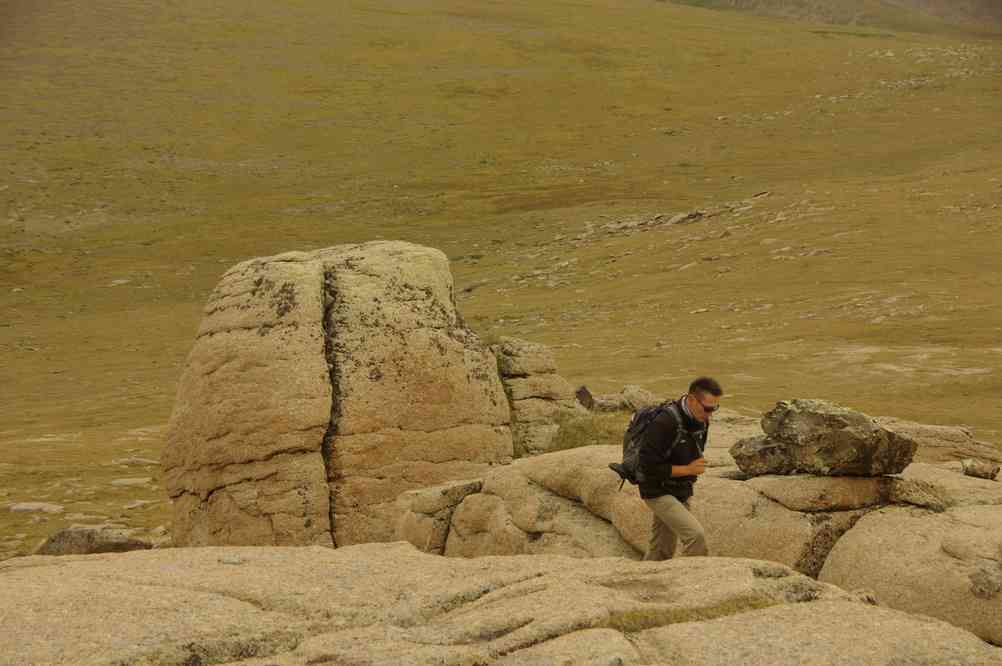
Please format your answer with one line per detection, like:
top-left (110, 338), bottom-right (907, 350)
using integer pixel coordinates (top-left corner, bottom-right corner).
top-left (503, 374), bottom-right (575, 402)
top-left (574, 385), bottom-right (596, 409)
top-left (820, 505), bottom-right (1002, 645)
top-left (637, 600), bottom-right (1000, 665)
top-left (5, 543), bottom-right (995, 666)
top-left (510, 398), bottom-right (562, 424)
top-left (620, 384), bottom-right (658, 410)
top-left (888, 462), bottom-right (1002, 511)
top-left (512, 422), bottom-right (560, 456)
top-left (690, 476), bottom-right (865, 578)
top-left (876, 416), bottom-right (1002, 464)
top-left (395, 479), bottom-right (482, 554)
top-left (746, 475), bottom-right (890, 512)
top-left (163, 242), bottom-right (513, 548)
top-left (963, 458), bottom-right (1001, 481)
top-left (34, 525), bottom-right (153, 556)
top-left (444, 462), bottom-right (639, 560)
top-left (732, 400), bottom-right (917, 476)
top-left (493, 337), bottom-right (556, 377)
top-left (444, 446), bottom-right (862, 577)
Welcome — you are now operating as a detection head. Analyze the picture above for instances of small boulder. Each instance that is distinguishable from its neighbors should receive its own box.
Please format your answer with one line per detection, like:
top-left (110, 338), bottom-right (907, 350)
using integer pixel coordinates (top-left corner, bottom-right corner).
top-left (731, 400), bottom-right (917, 477)
top-left (493, 337), bottom-right (556, 377)
top-left (34, 525), bottom-right (153, 556)
top-left (962, 458), bottom-right (1000, 481)
top-left (620, 384), bottom-right (658, 410)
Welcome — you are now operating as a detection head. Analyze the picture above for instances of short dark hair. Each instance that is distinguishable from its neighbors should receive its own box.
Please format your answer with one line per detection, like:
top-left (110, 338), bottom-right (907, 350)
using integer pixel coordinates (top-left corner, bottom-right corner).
top-left (689, 376), bottom-right (723, 397)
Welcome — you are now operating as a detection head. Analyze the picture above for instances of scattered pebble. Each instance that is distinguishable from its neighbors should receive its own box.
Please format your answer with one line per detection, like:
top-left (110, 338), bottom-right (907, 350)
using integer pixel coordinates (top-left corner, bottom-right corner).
top-left (108, 279), bottom-right (131, 287)
top-left (112, 457), bottom-right (159, 467)
top-left (9, 502), bottom-right (65, 514)
top-left (110, 478), bottom-right (152, 487)
top-left (123, 500), bottom-right (158, 510)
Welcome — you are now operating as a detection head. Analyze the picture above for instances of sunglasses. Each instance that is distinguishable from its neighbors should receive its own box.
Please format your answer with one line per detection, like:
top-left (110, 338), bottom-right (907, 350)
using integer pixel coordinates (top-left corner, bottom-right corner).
top-left (696, 400), bottom-right (719, 413)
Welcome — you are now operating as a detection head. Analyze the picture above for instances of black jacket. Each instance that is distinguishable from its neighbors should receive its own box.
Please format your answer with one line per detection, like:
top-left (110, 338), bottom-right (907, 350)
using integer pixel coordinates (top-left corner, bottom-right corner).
top-left (637, 401), bottom-right (708, 501)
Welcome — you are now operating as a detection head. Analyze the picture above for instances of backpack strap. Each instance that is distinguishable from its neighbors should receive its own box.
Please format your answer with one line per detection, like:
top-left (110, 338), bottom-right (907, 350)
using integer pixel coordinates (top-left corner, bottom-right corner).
top-left (663, 401), bottom-right (685, 454)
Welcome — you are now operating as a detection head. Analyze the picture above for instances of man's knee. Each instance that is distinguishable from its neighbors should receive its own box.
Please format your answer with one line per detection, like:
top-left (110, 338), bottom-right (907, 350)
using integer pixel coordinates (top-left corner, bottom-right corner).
top-left (682, 526), bottom-right (708, 556)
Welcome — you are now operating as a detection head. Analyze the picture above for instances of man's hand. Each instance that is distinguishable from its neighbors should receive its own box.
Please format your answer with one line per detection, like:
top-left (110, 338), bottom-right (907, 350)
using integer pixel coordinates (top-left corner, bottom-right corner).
top-left (671, 458), bottom-right (707, 477)
top-left (686, 458), bottom-right (707, 476)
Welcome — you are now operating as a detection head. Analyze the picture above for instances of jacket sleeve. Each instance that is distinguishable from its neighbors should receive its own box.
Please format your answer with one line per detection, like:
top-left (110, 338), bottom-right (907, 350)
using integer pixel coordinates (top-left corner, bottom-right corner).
top-left (638, 412), bottom-right (679, 481)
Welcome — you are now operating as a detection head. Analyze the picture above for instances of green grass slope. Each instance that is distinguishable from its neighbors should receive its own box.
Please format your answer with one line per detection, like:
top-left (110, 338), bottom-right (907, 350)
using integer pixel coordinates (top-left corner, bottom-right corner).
top-left (1, 0), bottom-right (1000, 555)
top-left (668, 0), bottom-right (1002, 34)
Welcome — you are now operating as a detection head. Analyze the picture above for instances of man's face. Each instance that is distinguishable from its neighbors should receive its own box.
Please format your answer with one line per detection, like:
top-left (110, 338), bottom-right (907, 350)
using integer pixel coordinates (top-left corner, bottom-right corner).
top-left (690, 391), bottom-right (720, 423)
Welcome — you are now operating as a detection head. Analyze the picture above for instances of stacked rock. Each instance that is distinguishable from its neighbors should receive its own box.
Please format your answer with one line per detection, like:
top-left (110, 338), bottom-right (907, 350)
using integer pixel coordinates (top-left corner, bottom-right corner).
top-left (492, 337), bottom-right (584, 457)
top-left (730, 399), bottom-right (917, 477)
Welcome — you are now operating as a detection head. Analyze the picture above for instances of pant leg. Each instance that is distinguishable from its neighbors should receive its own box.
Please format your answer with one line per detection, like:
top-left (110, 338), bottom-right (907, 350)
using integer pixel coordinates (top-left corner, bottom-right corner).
top-left (643, 503), bottom-right (678, 561)
top-left (643, 494), bottom-right (708, 558)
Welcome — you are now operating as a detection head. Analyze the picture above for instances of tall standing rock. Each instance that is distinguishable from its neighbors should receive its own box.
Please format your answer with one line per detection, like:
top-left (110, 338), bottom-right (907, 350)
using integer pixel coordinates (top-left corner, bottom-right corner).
top-left (162, 242), bottom-right (513, 547)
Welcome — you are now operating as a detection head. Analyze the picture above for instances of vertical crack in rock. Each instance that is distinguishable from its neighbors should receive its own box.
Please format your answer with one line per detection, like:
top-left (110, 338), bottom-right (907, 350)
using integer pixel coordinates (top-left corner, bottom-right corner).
top-left (320, 267), bottom-right (342, 547)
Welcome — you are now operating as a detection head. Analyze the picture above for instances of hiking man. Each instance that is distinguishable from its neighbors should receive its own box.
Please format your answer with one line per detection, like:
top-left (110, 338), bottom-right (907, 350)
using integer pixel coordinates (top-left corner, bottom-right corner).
top-left (637, 376), bottom-right (722, 560)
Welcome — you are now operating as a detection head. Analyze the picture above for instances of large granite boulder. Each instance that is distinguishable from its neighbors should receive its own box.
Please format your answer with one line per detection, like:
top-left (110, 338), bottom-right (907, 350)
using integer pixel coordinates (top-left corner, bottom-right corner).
top-left (731, 399), bottom-right (917, 476)
top-left (2, 543), bottom-right (997, 665)
top-left (820, 505), bottom-right (1002, 645)
top-left (162, 242), bottom-right (513, 548)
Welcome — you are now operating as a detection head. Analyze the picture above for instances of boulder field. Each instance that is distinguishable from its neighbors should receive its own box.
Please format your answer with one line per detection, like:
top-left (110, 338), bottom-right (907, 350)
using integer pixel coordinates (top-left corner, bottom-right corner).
top-left (397, 440), bottom-right (1002, 645)
top-left (2, 542), bottom-right (998, 666)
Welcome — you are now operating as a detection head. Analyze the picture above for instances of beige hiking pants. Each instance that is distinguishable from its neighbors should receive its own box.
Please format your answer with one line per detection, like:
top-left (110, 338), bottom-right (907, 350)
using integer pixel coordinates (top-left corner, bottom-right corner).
top-left (643, 494), bottom-right (709, 561)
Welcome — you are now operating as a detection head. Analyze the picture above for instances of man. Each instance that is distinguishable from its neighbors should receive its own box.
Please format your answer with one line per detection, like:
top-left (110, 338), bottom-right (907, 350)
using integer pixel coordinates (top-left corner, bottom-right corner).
top-left (637, 376), bottom-right (722, 560)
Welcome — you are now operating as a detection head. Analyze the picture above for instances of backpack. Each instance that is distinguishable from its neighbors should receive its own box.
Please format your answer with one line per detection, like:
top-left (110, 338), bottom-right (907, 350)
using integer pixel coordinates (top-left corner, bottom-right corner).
top-left (608, 400), bottom-right (683, 490)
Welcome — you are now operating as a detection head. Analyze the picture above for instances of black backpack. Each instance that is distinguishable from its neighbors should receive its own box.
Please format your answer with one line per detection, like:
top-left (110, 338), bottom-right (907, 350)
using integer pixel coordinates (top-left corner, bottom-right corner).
top-left (609, 400), bottom-right (683, 490)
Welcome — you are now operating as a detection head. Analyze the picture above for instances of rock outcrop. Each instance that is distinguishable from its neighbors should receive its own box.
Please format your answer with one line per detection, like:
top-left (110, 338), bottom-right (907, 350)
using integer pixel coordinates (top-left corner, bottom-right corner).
top-left (731, 399), bottom-right (917, 476)
top-left (401, 446), bottom-right (867, 577)
top-left (492, 337), bottom-right (583, 456)
top-left (162, 242), bottom-right (513, 548)
top-left (2, 543), bottom-right (998, 665)
top-left (821, 505), bottom-right (1002, 646)
top-left (399, 439), bottom-right (1002, 643)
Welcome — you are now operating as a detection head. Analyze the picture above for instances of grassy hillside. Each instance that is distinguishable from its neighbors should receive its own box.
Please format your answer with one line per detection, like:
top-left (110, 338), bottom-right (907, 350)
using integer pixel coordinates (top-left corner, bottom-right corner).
top-left (669, 0), bottom-right (1002, 34)
top-left (1, 0), bottom-right (1001, 556)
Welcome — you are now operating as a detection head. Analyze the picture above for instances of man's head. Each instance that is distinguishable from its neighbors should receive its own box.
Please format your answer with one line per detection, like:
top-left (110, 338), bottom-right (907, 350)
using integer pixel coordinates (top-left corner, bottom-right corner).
top-left (686, 376), bottom-right (723, 423)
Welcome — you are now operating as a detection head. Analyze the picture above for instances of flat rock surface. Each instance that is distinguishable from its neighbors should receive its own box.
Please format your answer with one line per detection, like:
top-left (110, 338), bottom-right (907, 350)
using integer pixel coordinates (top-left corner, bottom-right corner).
top-left (876, 416), bottom-right (1002, 464)
top-left (889, 462), bottom-right (1002, 511)
top-left (746, 475), bottom-right (890, 512)
top-left (3, 543), bottom-right (995, 666)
